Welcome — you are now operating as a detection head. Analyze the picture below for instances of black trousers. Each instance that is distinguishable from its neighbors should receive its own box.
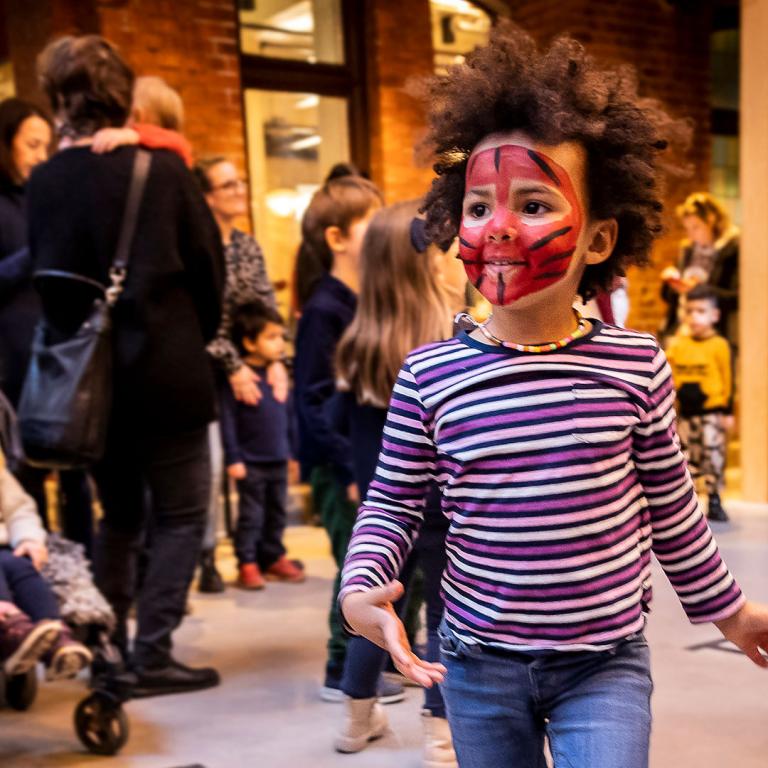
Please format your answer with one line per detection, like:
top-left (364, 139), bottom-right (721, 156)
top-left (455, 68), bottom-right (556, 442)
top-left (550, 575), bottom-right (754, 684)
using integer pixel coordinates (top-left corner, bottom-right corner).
top-left (234, 461), bottom-right (287, 569)
top-left (92, 425), bottom-right (210, 667)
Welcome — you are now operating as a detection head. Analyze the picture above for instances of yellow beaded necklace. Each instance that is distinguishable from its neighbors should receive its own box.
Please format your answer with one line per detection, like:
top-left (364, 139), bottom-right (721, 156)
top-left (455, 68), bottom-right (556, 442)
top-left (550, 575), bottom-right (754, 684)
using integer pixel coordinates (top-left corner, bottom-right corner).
top-left (459, 310), bottom-right (590, 353)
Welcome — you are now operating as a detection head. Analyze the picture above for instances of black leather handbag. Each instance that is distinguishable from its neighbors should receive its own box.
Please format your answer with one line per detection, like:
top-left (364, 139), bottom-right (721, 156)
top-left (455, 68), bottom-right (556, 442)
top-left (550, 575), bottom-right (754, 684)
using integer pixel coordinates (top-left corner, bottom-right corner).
top-left (18, 149), bottom-right (151, 469)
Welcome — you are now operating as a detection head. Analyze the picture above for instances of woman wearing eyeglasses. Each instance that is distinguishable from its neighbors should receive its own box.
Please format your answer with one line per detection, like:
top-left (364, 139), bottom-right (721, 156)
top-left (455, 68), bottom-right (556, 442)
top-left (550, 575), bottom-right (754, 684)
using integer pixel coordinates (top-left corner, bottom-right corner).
top-left (193, 158), bottom-right (301, 591)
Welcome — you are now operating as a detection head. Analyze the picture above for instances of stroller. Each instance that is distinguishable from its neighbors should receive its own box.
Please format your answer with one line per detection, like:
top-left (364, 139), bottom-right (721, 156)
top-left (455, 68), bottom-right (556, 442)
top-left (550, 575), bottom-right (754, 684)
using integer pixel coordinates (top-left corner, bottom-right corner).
top-left (0, 534), bottom-right (133, 755)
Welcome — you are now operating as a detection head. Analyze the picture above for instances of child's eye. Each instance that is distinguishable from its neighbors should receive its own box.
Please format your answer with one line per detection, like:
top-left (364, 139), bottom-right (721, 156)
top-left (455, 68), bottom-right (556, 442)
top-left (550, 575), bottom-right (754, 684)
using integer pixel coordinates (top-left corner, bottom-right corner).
top-left (522, 201), bottom-right (549, 215)
top-left (467, 202), bottom-right (489, 218)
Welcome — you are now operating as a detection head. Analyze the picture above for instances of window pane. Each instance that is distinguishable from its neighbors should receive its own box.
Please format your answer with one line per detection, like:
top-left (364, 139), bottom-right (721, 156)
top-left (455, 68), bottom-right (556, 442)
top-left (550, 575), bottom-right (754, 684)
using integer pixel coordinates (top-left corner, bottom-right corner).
top-left (430, 0), bottom-right (491, 74)
top-left (711, 29), bottom-right (739, 111)
top-left (711, 135), bottom-right (740, 225)
top-left (239, 0), bottom-right (344, 64)
top-left (245, 90), bottom-right (350, 318)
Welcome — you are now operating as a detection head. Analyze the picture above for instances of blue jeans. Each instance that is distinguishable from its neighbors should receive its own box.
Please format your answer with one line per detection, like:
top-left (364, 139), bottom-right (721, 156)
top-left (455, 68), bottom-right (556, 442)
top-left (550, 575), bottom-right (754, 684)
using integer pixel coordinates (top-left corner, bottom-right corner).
top-left (439, 623), bottom-right (652, 768)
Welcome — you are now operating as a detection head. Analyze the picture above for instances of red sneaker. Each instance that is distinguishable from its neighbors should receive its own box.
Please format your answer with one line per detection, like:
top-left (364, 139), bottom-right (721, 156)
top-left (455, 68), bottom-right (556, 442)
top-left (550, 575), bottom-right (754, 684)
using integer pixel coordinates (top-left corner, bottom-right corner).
top-left (237, 563), bottom-right (265, 590)
top-left (265, 556), bottom-right (306, 583)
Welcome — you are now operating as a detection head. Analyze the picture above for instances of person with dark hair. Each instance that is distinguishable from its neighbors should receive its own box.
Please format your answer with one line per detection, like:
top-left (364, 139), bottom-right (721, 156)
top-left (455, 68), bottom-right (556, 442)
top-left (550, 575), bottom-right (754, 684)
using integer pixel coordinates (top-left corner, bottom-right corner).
top-left (219, 300), bottom-right (303, 590)
top-left (0, 97), bottom-right (95, 551)
top-left (325, 162), bottom-right (362, 182)
top-left (30, 35), bottom-right (225, 697)
top-left (339, 23), bottom-right (768, 767)
top-left (0, 97), bottom-right (51, 412)
top-left (667, 285), bottom-right (733, 522)
top-left (194, 155), bottom-right (287, 593)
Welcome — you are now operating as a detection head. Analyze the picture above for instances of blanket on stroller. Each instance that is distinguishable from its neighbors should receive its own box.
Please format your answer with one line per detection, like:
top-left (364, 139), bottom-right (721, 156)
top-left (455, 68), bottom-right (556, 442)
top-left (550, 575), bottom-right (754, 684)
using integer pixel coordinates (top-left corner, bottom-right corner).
top-left (41, 534), bottom-right (115, 632)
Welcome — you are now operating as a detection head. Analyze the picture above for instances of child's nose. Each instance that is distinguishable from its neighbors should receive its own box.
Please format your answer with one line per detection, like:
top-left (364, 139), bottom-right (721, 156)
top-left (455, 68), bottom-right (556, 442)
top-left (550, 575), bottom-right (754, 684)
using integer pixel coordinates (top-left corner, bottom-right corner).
top-left (486, 213), bottom-right (519, 243)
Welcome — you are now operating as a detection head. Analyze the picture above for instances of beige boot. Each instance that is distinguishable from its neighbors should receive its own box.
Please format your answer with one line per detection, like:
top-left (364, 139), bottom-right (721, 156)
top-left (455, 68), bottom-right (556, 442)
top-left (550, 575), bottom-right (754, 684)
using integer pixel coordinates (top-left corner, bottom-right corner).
top-left (334, 696), bottom-right (389, 753)
top-left (422, 711), bottom-right (458, 768)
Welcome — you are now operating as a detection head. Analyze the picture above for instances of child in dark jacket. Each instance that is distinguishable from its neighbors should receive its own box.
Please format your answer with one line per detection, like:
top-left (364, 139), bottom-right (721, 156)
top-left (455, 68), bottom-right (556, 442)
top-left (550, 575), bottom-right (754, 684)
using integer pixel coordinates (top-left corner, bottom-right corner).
top-left (220, 300), bottom-right (304, 590)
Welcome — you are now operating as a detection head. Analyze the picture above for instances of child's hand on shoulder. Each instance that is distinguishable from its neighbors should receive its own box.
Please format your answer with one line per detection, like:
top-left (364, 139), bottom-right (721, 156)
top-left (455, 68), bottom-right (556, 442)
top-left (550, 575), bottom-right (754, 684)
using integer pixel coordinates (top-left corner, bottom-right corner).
top-left (91, 127), bottom-right (140, 154)
top-left (228, 463), bottom-right (247, 480)
top-left (722, 414), bottom-right (735, 432)
top-left (715, 600), bottom-right (768, 668)
top-left (13, 539), bottom-right (48, 571)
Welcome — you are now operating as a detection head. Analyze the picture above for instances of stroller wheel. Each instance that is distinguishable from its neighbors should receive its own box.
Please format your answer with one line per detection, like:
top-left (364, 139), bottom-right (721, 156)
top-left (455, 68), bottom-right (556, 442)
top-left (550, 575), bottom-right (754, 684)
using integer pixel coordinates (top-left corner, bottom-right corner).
top-left (74, 692), bottom-right (129, 755)
top-left (6, 668), bottom-right (38, 711)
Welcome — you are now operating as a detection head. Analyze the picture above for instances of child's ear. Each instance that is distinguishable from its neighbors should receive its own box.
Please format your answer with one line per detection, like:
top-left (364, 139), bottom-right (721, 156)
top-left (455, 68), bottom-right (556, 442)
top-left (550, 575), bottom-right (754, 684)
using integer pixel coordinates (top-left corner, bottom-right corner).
top-left (324, 225), bottom-right (346, 255)
top-left (242, 336), bottom-right (259, 354)
top-left (584, 218), bottom-right (618, 266)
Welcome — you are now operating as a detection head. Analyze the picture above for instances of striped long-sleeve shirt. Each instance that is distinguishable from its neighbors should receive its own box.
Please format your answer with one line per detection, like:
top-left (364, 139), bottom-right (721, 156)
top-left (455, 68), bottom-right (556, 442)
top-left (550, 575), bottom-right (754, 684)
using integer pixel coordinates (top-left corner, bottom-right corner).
top-left (339, 322), bottom-right (744, 651)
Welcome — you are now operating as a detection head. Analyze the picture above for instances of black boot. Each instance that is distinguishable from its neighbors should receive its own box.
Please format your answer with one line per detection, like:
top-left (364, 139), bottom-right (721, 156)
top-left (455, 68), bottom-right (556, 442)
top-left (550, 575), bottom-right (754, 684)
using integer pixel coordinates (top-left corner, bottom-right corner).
top-left (131, 657), bottom-right (220, 698)
top-left (707, 492), bottom-right (729, 522)
top-left (198, 548), bottom-right (225, 593)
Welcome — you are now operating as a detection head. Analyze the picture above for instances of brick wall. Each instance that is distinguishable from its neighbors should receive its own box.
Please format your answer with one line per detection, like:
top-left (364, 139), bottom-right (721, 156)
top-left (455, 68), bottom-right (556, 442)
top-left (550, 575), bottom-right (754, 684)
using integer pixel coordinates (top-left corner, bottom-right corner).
top-left (505, 0), bottom-right (714, 334)
top-left (366, 0), bottom-right (435, 204)
top-left (96, 0), bottom-right (246, 170)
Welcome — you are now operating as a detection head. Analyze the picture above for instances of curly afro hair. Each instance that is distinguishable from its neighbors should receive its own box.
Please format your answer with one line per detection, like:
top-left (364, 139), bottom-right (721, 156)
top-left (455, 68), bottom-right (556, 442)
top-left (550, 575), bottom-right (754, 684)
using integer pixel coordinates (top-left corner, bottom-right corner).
top-left (419, 21), bottom-right (690, 300)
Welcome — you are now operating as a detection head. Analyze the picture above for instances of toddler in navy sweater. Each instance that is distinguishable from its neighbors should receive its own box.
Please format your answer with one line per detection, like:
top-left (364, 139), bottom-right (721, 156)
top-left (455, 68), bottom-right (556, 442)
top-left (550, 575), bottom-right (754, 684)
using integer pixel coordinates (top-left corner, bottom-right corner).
top-left (220, 300), bottom-right (303, 589)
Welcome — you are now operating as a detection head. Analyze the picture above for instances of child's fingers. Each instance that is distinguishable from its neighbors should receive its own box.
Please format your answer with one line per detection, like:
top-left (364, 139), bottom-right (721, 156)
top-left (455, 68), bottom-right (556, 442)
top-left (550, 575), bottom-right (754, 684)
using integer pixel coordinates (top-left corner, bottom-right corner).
top-left (745, 646), bottom-right (768, 668)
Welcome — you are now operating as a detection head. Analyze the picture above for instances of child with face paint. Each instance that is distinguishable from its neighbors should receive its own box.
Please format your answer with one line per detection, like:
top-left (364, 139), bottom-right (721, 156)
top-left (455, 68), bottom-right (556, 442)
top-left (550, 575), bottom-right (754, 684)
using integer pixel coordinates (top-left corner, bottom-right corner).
top-left (338, 24), bottom-right (768, 768)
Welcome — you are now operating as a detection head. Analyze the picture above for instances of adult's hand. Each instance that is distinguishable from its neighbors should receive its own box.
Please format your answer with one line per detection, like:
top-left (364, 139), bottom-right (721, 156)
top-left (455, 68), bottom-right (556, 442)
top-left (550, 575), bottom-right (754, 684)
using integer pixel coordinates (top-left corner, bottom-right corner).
top-left (230, 365), bottom-right (262, 405)
top-left (91, 127), bottom-right (140, 154)
top-left (267, 360), bottom-right (289, 403)
top-left (13, 540), bottom-right (48, 571)
top-left (342, 581), bottom-right (446, 688)
top-left (715, 601), bottom-right (768, 668)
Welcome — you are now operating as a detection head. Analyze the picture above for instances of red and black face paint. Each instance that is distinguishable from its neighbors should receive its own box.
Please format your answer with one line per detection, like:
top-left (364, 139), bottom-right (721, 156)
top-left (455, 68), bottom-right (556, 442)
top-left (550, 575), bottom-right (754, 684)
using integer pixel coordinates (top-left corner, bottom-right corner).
top-left (458, 144), bottom-right (583, 306)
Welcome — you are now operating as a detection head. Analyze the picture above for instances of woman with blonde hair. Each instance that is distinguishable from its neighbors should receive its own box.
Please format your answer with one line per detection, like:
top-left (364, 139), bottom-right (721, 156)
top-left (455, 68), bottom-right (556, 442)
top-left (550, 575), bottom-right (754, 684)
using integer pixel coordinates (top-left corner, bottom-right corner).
top-left (332, 199), bottom-right (463, 766)
top-left (661, 191), bottom-right (739, 343)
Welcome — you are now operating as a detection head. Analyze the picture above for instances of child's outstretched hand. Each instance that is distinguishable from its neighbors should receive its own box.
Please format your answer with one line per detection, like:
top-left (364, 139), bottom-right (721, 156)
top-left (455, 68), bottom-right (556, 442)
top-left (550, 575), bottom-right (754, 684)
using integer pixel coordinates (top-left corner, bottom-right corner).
top-left (13, 540), bottom-right (48, 571)
top-left (715, 601), bottom-right (768, 668)
top-left (342, 581), bottom-right (446, 688)
top-left (91, 127), bottom-right (140, 154)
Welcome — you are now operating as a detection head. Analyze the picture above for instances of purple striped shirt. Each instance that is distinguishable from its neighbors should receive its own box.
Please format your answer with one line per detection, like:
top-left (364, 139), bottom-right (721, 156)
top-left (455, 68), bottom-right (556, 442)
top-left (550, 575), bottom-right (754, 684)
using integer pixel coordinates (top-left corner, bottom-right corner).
top-left (339, 322), bottom-right (744, 651)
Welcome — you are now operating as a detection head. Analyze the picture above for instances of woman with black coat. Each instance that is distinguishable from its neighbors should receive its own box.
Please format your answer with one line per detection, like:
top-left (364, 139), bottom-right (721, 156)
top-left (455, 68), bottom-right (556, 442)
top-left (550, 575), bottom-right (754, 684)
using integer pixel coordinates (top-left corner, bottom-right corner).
top-left (29, 35), bottom-right (225, 697)
top-left (0, 97), bottom-right (95, 549)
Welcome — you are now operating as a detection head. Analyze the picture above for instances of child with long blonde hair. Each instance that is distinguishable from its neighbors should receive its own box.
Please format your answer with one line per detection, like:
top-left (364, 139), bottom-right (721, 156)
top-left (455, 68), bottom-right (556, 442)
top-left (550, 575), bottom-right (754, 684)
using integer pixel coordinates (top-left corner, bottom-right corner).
top-left (333, 200), bottom-right (464, 766)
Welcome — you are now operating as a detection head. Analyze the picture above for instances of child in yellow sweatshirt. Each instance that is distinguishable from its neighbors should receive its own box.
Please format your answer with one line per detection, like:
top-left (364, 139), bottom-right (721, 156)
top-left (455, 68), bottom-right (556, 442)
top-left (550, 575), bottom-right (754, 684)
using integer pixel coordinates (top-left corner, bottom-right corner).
top-left (667, 284), bottom-right (733, 521)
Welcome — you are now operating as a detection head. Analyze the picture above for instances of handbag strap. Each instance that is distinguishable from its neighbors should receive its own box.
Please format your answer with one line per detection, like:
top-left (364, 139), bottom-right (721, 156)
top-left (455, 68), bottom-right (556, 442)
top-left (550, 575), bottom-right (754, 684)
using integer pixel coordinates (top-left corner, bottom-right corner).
top-left (106, 148), bottom-right (152, 305)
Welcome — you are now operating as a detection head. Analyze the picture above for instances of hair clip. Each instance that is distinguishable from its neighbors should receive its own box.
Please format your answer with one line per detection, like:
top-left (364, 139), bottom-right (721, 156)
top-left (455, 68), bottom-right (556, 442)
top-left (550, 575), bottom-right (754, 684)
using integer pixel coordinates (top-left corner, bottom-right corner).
top-left (436, 148), bottom-right (470, 167)
top-left (410, 217), bottom-right (429, 253)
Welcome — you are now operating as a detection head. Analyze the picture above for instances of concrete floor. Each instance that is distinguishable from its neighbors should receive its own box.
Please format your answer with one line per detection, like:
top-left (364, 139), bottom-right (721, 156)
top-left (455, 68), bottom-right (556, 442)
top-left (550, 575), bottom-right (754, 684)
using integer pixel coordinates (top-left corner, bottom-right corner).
top-left (2, 500), bottom-right (767, 768)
